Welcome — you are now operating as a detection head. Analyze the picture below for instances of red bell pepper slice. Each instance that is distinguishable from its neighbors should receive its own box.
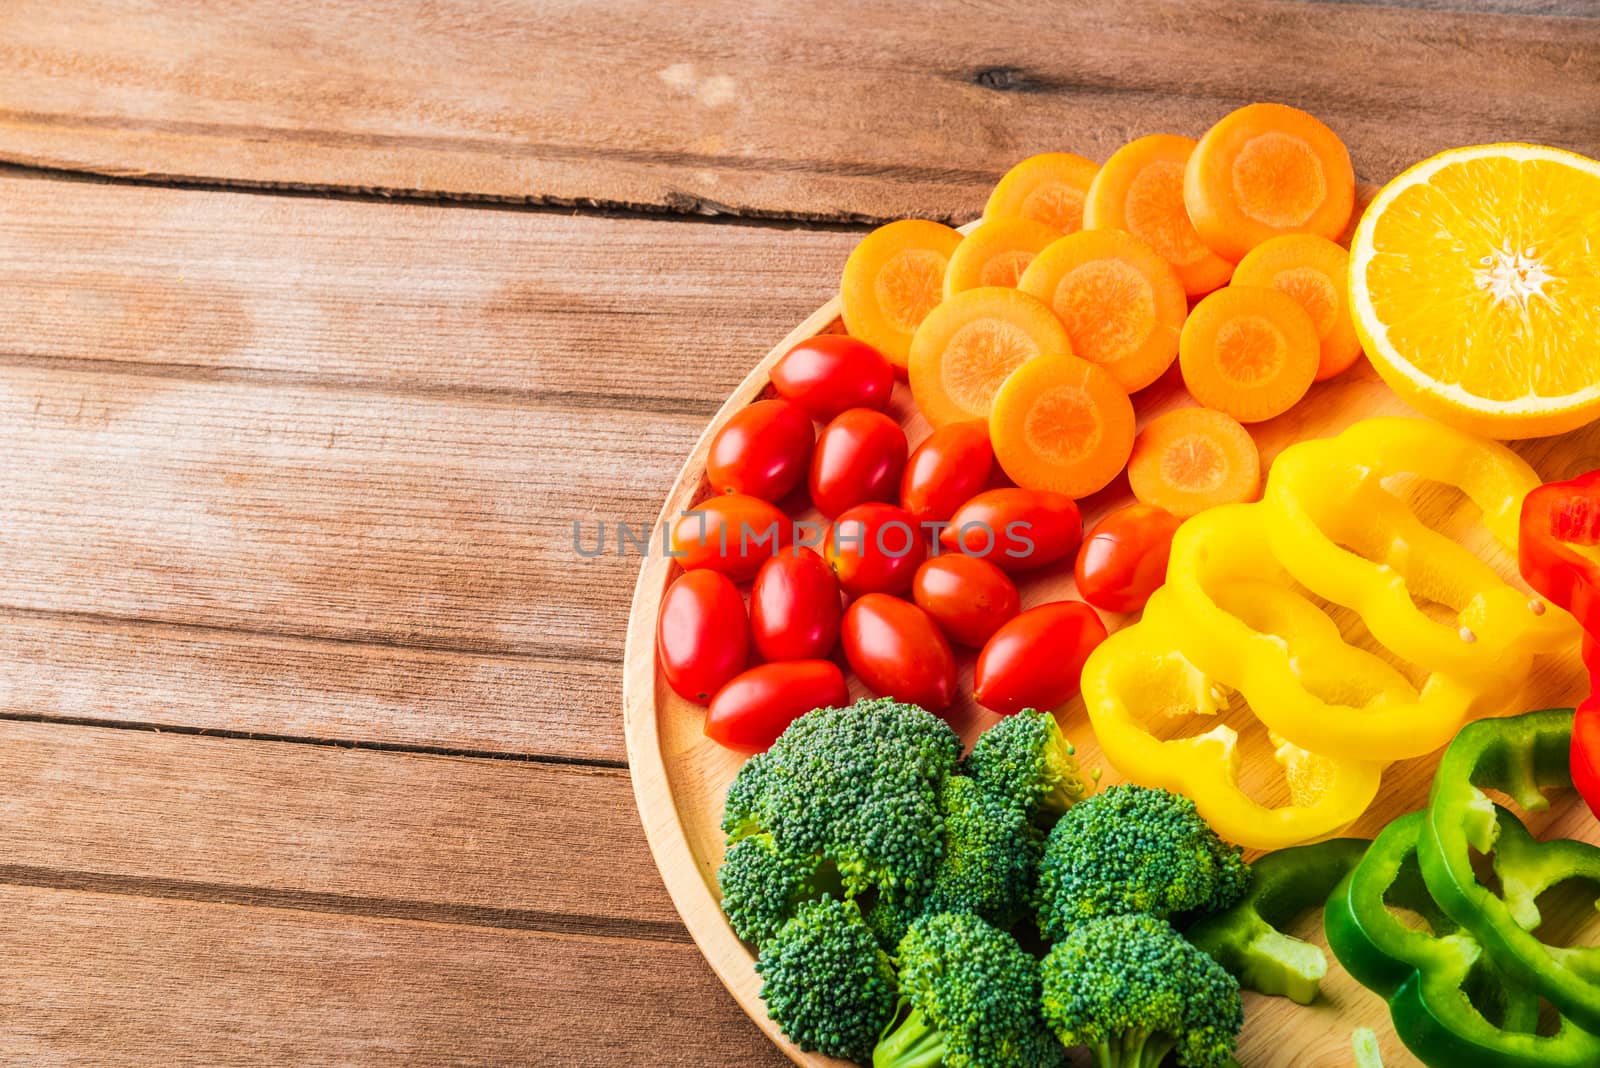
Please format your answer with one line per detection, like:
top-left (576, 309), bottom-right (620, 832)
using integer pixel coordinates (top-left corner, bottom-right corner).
top-left (1519, 470), bottom-right (1600, 819)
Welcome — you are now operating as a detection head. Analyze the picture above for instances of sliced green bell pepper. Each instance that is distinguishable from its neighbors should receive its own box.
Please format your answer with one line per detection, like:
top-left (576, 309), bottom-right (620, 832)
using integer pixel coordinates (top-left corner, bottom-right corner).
top-left (1186, 837), bottom-right (1369, 1005)
top-left (1325, 809), bottom-right (1600, 1067)
top-left (1419, 708), bottom-right (1600, 1033)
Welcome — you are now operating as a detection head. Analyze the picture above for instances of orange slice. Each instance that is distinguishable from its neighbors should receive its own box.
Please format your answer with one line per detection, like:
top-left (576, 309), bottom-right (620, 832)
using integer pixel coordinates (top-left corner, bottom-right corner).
top-left (1349, 143), bottom-right (1600, 439)
top-left (909, 286), bottom-right (1071, 427)
top-left (983, 153), bottom-right (1100, 235)
top-left (840, 219), bottom-right (964, 368)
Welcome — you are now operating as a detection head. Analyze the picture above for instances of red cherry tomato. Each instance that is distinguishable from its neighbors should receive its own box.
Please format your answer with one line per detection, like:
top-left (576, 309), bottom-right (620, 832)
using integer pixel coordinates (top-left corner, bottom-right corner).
top-left (940, 488), bottom-right (1083, 572)
top-left (656, 570), bottom-right (750, 704)
top-left (706, 398), bottom-right (815, 502)
top-left (824, 502), bottom-right (927, 596)
top-left (769, 335), bottom-right (895, 422)
top-left (911, 554), bottom-right (1021, 647)
top-left (901, 422), bottom-right (995, 525)
top-left (974, 601), bottom-right (1108, 715)
top-left (1074, 503), bottom-right (1183, 614)
top-left (704, 660), bottom-right (850, 752)
top-left (670, 494), bottom-right (791, 581)
top-left (841, 593), bottom-right (956, 712)
top-left (810, 409), bottom-right (909, 518)
top-left (750, 548), bottom-right (842, 662)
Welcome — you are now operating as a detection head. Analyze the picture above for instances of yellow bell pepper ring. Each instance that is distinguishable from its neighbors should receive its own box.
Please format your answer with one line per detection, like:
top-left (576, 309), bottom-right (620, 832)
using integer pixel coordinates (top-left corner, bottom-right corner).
top-left (1263, 418), bottom-right (1576, 686)
top-left (1080, 622), bottom-right (1384, 851)
top-left (1154, 504), bottom-right (1479, 762)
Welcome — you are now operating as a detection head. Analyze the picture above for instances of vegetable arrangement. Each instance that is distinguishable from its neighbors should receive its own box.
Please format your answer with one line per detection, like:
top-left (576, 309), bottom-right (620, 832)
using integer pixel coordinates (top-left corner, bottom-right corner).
top-left (649, 96), bottom-right (1600, 1067)
top-left (718, 698), bottom-right (1254, 1068)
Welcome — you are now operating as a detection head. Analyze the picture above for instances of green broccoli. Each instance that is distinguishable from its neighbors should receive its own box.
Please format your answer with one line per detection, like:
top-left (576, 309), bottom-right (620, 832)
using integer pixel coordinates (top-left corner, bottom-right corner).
top-left (874, 912), bottom-right (1064, 1068)
top-left (1035, 785), bottom-right (1249, 940)
top-left (718, 833), bottom-right (842, 947)
top-left (721, 698), bottom-right (961, 925)
top-left (756, 895), bottom-right (899, 1063)
top-left (961, 709), bottom-right (1095, 825)
top-left (922, 775), bottom-right (1043, 930)
top-left (1040, 913), bottom-right (1244, 1068)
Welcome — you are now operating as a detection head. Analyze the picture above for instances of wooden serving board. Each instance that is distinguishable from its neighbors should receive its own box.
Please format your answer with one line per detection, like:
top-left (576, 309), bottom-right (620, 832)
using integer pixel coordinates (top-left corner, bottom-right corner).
top-left (623, 219), bottom-right (1600, 1067)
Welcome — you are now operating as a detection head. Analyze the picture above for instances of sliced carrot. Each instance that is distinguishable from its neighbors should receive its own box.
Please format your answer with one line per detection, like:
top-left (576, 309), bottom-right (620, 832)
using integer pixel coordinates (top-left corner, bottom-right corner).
top-left (1231, 234), bottom-right (1363, 381)
top-left (1127, 406), bottom-right (1261, 516)
top-left (989, 354), bottom-right (1136, 498)
top-left (1016, 229), bottom-right (1187, 393)
top-left (909, 286), bottom-right (1071, 427)
top-left (1083, 134), bottom-right (1234, 297)
top-left (983, 153), bottom-right (1100, 235)
top-left (1184, 103), bottom-right (1355, 262)
top-left (1178, 285), bottom-right (1320, 423)
top-left (841, 219), bottom-right (964, 369)
top-left (944, 217), bottom-right (1062, 297)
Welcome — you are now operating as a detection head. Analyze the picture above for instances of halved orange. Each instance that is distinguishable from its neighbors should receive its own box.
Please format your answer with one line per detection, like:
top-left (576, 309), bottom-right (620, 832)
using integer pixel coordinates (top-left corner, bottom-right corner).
top-left (1350, 143), bottom-right (1600, 439)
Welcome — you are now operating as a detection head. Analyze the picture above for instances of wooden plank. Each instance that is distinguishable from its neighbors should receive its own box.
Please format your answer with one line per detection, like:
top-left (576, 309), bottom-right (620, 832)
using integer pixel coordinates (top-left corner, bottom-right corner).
top-left (0, 719), bottom-right (681, 940)
top-left (0, 884), bottom-right (787, 1067)
top-left (1, 2), bottom-right (1594, 220)
top-left (0, 609), bottom-right (624, 762)
top-left (0, 172), bottom-right (853, 405)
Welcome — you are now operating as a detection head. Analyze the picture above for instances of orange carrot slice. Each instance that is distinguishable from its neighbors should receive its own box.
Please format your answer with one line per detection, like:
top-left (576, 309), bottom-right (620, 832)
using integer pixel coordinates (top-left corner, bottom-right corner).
top-left (1016, 229), bottom-right (1187, 393)
top-left (944, 218), bottom-right (1062, 296)
top-left (1231, 234), bottom-right (1362, 381)
top-left (1184, 103), bottom-right (1355, 262)
top-left (1083, 134), bottom-right (1234, 297)
top-left (1178, 285), bottom-right (1320, 423)
top-left (989, 354), bottom-right (1135, 498)
top-left (910, 287), bottom-right (1071, 428)
top-left (841, 219), bottom-right (964, 369)
top-left (983, 153), bottom-right (1100, 234)
top-left (1127, 407), bottom-right (1261, 516)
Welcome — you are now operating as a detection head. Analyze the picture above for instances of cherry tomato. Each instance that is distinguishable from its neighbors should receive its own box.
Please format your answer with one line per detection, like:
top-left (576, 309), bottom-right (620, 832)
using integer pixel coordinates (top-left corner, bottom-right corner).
top-left (824, 502), bottom-right (927, 596)
top-left (974, 601), bottom-right (1108, 715)
top-left (810, 409), bottom-right (909, 519)
top-left (841, 593), bottom-right (956, 712)
top-left (1074, 503), bottom-right (1183, 614)
top-left (706, 398), bottom-right (815, 502)
top-left (704, 660), bottom-right (849, 752)
top-left (769, 335), bottom-right (895, 422)
top-left (901, 422), bottom-right (995, 525)
top-left (656, 570), bottom-right (750, 704)
top-left (940, 489), bottom-right (1083, 572)
top-left (669, 494), bottom-right (791, 581)
top-left (750, 548), bottom-right (842, 662)
top-left (911, 554), bottom-right (1021, 647)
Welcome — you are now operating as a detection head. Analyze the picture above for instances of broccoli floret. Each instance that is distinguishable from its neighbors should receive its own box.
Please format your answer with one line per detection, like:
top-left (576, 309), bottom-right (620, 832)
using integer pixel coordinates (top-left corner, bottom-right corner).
top-left (756, 895), bottom-right (898, 1063)
top-left (720, 698), bottom-right (961, 918)
top-left (874, 912), bottom-right (1064, 1068)
top-left (923, 775), bottom-right (1043, 929)
top-left (1035, 785), bottom-right (1249, 940)
top-left (1040, 913), bottom-right (1243, 1068)
top-left (962, 709), bottom-right (1095, 825)
top-left (718, 833), bottom-right (842, 948)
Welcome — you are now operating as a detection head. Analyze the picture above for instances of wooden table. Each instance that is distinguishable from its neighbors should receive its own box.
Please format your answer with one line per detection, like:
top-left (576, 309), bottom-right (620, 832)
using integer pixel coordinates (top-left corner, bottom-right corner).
top-left (0, 3), bottom-right (1595, 1064)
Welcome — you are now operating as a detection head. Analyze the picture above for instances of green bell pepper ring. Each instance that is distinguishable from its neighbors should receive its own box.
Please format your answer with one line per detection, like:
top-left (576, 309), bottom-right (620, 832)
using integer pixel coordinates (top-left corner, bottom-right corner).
top-left (1186, 837), bottom-right (1369, 1005)
top-left (1325, 810), bottom-right (1600, 1068)
top-left (1419, 708), bottom-right (1600, 1032)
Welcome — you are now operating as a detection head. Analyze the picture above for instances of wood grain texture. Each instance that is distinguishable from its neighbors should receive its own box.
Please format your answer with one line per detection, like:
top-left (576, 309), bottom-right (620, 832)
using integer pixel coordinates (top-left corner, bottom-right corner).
top-left (0, 884), bottom-right (789, 1067)
top-left (624, 289), bottom-right (1600, 1068)
top-left (1, 2), bottom-right (1595, 221)
top-left (0, 719), bottom-right (683, 940)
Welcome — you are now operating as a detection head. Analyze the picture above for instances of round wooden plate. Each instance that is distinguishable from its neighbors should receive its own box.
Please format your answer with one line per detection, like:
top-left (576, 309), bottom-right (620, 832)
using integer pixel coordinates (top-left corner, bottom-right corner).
top-left (622, 216), bottom-right (1600, 1068)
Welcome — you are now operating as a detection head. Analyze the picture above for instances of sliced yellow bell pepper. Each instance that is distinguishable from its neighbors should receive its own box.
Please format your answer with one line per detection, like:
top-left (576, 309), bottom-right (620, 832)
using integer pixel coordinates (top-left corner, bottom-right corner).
top-left (1081, 622), bottom-right (1383, 851)
top-left (1263, 417), bottom-right (1574, 687)
top-left (1154, 502), bottom-right (1479, 762)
